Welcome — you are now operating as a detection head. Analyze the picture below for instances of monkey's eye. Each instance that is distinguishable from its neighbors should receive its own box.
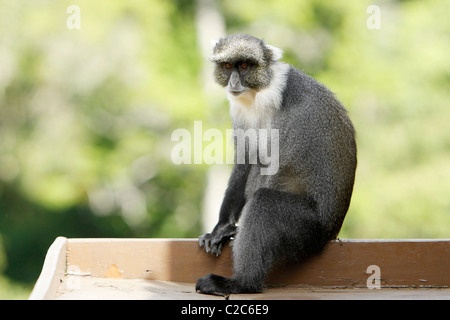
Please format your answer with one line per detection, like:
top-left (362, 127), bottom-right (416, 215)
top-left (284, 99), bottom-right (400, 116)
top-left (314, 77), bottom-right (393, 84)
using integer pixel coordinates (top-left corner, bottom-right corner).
top-left (240, 62), bottom-right (248, 70)
top-left (224, 63), bottom-right (233, 69)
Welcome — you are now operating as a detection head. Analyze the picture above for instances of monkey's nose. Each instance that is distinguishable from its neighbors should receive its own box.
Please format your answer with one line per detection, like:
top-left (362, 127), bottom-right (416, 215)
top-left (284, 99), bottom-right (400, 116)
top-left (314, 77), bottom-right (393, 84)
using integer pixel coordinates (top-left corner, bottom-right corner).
top-left (229, 71), bottom-right (240, 87)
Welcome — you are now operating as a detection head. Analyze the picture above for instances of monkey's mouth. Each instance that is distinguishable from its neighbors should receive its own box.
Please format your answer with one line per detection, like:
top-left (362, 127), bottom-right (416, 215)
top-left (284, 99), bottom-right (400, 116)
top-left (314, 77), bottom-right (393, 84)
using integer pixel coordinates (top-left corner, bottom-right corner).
top-left (229, 90), bottom-right (244, 96)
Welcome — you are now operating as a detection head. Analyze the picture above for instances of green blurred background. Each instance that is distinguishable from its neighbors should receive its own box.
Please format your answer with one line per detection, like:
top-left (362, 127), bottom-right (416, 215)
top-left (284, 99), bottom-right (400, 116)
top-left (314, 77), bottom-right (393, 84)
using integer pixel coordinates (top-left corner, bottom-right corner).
top-left (0, 0), bottom-right (449, 299)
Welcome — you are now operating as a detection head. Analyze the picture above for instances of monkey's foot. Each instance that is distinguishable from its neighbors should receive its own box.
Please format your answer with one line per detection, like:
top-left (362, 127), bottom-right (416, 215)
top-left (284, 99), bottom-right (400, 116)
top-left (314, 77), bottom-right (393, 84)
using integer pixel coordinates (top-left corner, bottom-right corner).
top-left (196, 274), bottom-right (236, 295)
top-left (195, 274), bottom-right (262, 295)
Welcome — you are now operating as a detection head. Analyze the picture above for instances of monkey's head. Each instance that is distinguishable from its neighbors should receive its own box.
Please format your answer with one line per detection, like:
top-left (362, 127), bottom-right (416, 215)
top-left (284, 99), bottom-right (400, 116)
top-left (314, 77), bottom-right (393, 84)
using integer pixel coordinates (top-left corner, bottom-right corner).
top-left (210, 34), bottom-right (283, 96)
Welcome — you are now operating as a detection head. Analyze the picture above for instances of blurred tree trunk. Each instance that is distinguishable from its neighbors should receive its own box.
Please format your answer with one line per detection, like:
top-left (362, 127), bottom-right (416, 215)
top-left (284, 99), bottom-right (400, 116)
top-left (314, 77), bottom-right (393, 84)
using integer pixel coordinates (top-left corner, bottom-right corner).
top-left (195, 0), bottom-right (230, 233)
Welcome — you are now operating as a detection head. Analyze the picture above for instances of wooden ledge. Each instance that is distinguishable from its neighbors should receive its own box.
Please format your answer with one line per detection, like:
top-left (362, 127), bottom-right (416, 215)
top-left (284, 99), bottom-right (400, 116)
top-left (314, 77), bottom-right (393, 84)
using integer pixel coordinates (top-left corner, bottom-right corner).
top-left (30, 238), bottom-right (450, 299)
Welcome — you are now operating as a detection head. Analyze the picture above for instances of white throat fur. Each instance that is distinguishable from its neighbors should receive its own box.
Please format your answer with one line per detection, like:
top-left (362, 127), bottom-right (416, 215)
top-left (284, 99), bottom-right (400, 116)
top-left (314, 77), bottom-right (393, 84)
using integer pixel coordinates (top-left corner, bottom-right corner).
top-left (227, 62), bottom-right (290, 130)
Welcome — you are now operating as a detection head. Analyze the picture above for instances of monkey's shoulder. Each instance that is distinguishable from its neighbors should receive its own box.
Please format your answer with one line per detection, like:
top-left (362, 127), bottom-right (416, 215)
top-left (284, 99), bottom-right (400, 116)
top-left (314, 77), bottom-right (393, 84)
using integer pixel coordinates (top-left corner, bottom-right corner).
top-left (281, 67), bottom-right (336, 107)
top-left (280, 66), bottom-right (349, 121)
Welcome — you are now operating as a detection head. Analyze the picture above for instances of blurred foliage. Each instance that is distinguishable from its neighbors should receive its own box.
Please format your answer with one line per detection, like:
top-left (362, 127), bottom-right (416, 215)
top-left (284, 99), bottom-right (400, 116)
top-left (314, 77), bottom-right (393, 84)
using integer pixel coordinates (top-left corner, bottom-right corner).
top-left (0, 0), bottom-right (449, 299)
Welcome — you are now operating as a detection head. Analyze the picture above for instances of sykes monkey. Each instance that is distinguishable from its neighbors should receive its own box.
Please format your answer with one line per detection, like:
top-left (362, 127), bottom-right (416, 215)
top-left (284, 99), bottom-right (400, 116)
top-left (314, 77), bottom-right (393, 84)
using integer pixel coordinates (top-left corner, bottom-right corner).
top-left (197, 34), bottom-right (357, 295)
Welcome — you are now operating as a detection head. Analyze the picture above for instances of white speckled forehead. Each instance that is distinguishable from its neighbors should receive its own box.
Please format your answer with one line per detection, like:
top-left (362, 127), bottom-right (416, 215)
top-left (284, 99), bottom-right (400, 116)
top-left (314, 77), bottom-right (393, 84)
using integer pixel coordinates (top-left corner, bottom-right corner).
top-left (210, 34), bottom-right (266, 64)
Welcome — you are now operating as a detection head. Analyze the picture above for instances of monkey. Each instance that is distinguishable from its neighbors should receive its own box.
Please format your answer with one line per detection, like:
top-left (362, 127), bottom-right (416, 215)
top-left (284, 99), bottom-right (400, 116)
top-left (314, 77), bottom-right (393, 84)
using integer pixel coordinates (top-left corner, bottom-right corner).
top-left (196, 34), bottom-right (357, 295)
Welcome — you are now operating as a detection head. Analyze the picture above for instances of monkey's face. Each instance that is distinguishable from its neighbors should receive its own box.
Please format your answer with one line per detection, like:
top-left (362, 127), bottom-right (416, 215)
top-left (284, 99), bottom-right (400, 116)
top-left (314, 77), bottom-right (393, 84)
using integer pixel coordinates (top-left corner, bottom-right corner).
top-left (211, 34), bottom-right (282, 96)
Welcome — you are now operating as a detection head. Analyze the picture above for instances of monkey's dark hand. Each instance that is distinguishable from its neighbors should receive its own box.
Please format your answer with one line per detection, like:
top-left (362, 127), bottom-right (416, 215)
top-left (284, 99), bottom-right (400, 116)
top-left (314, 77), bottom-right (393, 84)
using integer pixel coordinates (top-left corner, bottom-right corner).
top-left (198, 224), bottom-right (236, 257)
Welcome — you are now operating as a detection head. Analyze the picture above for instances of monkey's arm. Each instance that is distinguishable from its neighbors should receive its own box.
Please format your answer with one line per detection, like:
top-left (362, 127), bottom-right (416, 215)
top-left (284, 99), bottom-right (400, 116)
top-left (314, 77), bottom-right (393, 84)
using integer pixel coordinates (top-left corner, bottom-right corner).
top-left (198, 163), bottom-right (250, 256)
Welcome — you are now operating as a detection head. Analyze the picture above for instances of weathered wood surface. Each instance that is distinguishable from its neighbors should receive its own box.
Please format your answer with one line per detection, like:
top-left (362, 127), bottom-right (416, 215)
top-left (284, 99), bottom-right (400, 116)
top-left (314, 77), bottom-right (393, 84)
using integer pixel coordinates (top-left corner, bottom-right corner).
top-left (30, 238), bottom-right (450, 299)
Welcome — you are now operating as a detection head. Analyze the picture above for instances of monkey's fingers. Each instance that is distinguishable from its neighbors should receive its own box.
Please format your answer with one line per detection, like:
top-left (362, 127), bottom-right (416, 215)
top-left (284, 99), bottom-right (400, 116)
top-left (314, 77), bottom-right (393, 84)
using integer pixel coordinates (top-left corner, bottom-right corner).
top-left (210, 241), bottom-right (224, 257)
top-left (199, 232), bottom-right (230, 256)
top-left (198, 235), bottom-right (206, 247)
top-left (198, 233), bottom-right (213, 253)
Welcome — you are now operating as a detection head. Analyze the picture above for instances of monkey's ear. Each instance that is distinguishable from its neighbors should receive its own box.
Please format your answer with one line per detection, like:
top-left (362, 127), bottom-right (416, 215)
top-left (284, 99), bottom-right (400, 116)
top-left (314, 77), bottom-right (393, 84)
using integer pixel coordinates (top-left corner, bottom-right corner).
top-left (210, 39), bottom-right (219, 48)
top-left (265, 44), bottom-right (283, 61)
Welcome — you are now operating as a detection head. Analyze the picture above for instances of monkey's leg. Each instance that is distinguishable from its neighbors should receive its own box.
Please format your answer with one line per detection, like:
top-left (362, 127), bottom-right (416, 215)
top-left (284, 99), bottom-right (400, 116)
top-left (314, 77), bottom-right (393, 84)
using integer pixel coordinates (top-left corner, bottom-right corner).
top-left (196, 188), bottom-right (327, 295)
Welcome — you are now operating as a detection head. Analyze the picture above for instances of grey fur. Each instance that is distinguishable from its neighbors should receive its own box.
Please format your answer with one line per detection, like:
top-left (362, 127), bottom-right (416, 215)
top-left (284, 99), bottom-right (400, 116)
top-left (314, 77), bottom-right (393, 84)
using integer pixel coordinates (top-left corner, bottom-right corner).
top-left (197, 34), bottom-right (357, 295)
